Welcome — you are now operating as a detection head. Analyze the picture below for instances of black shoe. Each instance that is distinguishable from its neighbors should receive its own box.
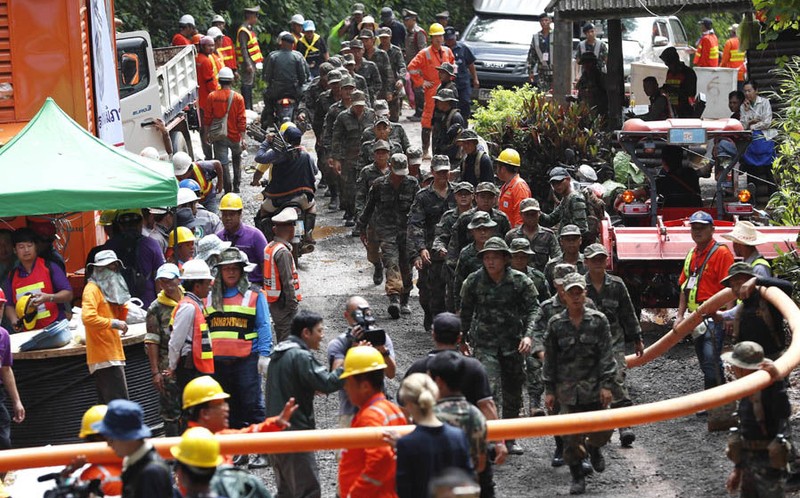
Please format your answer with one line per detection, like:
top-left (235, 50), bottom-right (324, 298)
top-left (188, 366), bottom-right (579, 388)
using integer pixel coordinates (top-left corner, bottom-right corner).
top-left (408, 115), bottom-right (421, 122)
top-left (619, 427), bottom-right (636, 448)
top-left (373, 264), bottom-right (383, 285)
top-left (388, 296), bottom-right (400, 319)
top-left (588, 446), bottom-right (605, 473)
top-left (507, 441), bottom-right (524, 455)
top-left (248, 454), bottom-right (269, 469)
top-left (350, 227), bottom-right (360, 237)
top-left (327, 198), bottom-right (340, 211)
top-left (345, 218), bottom-right (356, 227)
top-left (400, 304), bottom-right (411, 315)
top-left (581, 457), bottom-right (594, 476)
top-left (569, 465), bottom-right (586, 495)
top-left (551, 446), bottom-right (564, 467)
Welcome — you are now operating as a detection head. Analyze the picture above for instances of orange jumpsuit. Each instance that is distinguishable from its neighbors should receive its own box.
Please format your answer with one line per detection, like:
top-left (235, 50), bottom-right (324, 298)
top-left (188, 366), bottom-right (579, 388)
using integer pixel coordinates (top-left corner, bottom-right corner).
top-left (408, 44), bottom-right (455, 128)
top-left (499, 175), bottom-right (532, 228)
top-left (338, 393), bottom-right (407, 498)
top-left (80, 463), bottom-right (122, 496)
top-left (195, 52), bottom-right (219, 111)
top-left (188, 417), bottom-right (285, 465)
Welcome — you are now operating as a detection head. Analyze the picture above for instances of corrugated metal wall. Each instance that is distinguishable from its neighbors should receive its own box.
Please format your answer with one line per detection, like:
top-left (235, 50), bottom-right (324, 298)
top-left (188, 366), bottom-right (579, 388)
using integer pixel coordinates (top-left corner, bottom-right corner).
top-left (747, 30), bottom-right (800, 111)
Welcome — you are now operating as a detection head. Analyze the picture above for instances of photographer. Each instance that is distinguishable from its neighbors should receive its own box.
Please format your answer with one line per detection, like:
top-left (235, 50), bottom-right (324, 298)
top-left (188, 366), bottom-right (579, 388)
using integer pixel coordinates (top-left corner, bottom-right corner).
top-left (328, 296), bottom-right (396, 427)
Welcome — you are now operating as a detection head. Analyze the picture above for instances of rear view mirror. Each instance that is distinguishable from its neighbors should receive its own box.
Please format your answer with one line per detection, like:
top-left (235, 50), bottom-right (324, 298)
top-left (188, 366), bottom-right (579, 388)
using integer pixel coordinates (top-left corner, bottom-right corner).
top-left (121, 53), bottom-right (140, 86)
top-left (653, 36), bottom-right (669, 47)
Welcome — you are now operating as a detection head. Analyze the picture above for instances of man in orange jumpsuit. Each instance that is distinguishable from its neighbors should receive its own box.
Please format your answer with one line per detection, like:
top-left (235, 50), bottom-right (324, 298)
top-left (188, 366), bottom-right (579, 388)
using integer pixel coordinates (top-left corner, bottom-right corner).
top-left (721, 24), bottom-right (746, 89)
top-left (693, 18), bottom-right (719, 68)
top-left (496, 148), bottom-right (531, 228)
top-left (339, 346), bottom-right (407, 498)
top-left (172, 15), bottom-right (196, 46)
top-left (211, 15), bottom-right (238, 71)
top-left (408, 23), bottom-right (454, 159)
top-left (196, 36), bottom-right (220, 159)
top-left (182, 375), bottom-right (297, 465)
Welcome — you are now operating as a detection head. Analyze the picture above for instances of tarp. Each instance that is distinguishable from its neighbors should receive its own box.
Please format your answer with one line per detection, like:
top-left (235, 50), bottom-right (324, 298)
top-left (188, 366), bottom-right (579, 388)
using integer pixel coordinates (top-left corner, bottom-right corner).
top-left (0, 98), bottom-right (178, 217)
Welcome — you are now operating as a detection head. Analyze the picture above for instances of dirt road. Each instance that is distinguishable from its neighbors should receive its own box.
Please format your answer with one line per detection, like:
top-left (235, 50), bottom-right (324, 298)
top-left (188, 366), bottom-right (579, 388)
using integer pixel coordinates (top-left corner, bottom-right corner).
top-left (238, 116), bottom-right (800, 498)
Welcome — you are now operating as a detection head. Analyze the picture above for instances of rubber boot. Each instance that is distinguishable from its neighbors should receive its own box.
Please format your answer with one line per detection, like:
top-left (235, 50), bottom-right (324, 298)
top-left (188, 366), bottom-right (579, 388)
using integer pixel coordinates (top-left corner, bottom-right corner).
top-left (581, 457), bottom-right (594, 476)
top-left (373, 263), bottom-right (384, 285)
top-left (422, 128), bottom-right (432, 159)
top-left (569, 465), bottom-right (586, 495)
top-left (388, 294), bottom-right (401, 319)
top-left (301, 213), bottom-right (316, 255)
top-left (619, 427), bottom-right (636, 448)
top-left (588, 444), bottom-right (605, 472)
top-left (400, 293), bottom-right (412, 315)
top-left (529, 398), bottom-right (546, 417)
top-left (327, 193), bottom-right (340, 211)
top-left (551, 437), bottom-right (564, 467)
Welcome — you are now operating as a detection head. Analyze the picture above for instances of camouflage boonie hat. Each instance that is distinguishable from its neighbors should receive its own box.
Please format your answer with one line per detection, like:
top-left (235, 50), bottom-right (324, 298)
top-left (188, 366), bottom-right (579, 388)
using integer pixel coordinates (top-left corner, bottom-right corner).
top-left (552, 263), bottom-right (577, 285)
top-left (374, 99), bottom-right (389, 113)
top-left (374, 115), bottom-right (391, 127)
top-left (372, 140), bottom-right (391, 152)
top-left (721, 261), bottom-right (757, 287)
top-left (509, 238), bottom-right (535, 255)
top-left (350, 39), bottom-right (364, 50)
top-left (359, 28), bottom-right (375, 38)
top-left (376, 27), bottom-right (392, 37)
top-left (340, 41), bottom-right (352, 53)
top-left (456, 129), bottom-right (479, 141)
top-left (327, 69), bottom-right (344, 84)
top-left (433, 88), bottom-right (458, 102)
top-left (431, 155), bottom-right (450, 172)
top-left (319, 62), bottom-right (334, 75)
top-left (584, 243), bottom-right (608, 259)
top-left (328, 56), bottom-right (343, 67)
top-left (390, 153), bottom-right (409, 176)
top-left (351, 90), bottom-right (367, 106)
top-left (562, 272), bottom-right (586, 291)
top-left (478, 236), bottom-right (511, 256)
top-left (475, 182), bottom-right (499, 195)
top-left (520, 198), bottom-right (540, 213)
top-left (436, 62), bottom-right (456, 76)
top-left (559, 224), bottom-right (581, 237)
top-left (467, 211), bottom-right (497, 230)
top-left (343, 53), bottom-right (356, 65)
top-left (455, 181), bottom-right (474, 193)
top-left (340, 75), bottom-right (356, 88)
top-left (406, 146), bottom-right (423, 166)
top-left (721, 341), bottom-right (765, 370)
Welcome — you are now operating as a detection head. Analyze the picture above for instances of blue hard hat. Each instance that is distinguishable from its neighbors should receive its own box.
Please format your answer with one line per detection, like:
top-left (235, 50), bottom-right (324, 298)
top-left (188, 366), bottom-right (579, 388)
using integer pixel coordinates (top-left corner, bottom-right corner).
top-left (179, 179), bottom-right (202, 193)
top-left (689, 211), bottom-right (714, 225)
top-left (303, 20), bottom-right (316, 32)
top-left (282, 125), bottom-right (303, 145)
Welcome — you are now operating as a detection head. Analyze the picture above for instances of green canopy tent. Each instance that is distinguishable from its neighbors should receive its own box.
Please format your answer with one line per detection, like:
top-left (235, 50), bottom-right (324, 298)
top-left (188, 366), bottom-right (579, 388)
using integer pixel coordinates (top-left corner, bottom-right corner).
top-left (0, 98), bottom-right (178, 217)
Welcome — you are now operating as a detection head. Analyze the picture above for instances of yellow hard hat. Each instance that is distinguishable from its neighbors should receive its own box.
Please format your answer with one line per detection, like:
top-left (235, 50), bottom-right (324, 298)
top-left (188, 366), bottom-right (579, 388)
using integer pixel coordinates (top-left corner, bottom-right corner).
top-left (339, 345), bottom-right (387, 379)
top-left (219, 193), bottom-right (244, 211)
top-left (169, 226), bottom-right (197, 246)
top-left (79, 405), bottom-right (107, 438)
top-left (182, 375), bottom-right (230, 409)
top-left (170, 427), bottom-right (224, 468)
top-left (429, 23), bottom-right (445, 36)
top-left (496, 148), bottom-right (521, 167)
top-left (15, 294), bottom-right (37, 331)
top-left (98, 210), bottom-right (118, 226)
top-left (279, 121), bottom-right (296, 133)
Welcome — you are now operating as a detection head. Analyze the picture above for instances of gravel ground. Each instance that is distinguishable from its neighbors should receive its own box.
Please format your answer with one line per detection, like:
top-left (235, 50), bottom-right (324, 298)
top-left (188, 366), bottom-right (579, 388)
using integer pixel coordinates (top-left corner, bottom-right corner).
top-left (233, 112), bottom-right (800, 498)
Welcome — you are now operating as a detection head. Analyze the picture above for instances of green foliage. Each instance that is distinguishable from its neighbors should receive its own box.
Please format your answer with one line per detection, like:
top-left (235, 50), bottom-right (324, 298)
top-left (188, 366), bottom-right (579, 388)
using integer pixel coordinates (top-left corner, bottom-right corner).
top-left (472, 85), bottom-right (539, 147)
top-left (752, 0), bottom-right (800, 47)
top-left (681, 13), bottom-right (741, 46)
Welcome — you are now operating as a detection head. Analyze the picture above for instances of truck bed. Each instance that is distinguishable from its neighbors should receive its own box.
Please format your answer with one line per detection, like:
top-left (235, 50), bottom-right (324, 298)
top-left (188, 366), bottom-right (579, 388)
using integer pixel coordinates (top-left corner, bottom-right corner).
top-left (153, 45), bottom-right (197, 124)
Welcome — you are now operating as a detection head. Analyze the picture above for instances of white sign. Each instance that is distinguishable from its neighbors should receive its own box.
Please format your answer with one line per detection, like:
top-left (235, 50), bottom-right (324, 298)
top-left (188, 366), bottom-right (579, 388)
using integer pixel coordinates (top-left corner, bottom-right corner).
top-left (90, 0), bottom-right (125, 146)
top-left (695, 67), bottom-right (738, 119)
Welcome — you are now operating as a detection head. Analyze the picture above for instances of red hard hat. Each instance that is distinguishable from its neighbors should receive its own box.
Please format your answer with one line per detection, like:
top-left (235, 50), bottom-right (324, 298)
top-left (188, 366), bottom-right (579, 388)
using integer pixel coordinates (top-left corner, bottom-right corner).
top-left (0, 288), bottom-right (6, 304)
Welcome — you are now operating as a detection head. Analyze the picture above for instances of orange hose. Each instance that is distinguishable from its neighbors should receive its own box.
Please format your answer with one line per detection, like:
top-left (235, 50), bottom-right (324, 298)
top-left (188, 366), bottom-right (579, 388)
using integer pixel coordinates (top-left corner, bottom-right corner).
top-left (0, 286), bottom-right (795, 472)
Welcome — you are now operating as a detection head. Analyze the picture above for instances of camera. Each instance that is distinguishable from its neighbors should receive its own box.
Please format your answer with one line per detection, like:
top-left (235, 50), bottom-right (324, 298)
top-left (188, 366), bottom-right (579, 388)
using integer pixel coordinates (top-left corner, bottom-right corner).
top-left (40, 472), bottom-right (102, 498)
top-left (350, 306), bottom-right (386, 347)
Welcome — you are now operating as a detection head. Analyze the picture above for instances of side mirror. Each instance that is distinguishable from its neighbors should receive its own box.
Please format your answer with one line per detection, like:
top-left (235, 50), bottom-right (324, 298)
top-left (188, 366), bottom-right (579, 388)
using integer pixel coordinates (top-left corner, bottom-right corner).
top-left (652, 36), bottom-right (669, 47)
top-left (120, 53), bottom-right (140, 86)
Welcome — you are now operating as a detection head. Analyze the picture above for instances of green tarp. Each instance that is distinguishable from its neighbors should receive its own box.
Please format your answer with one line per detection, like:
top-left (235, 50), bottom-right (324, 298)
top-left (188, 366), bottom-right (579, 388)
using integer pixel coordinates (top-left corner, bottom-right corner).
top-left (0, 98), bottom-right (178, 217)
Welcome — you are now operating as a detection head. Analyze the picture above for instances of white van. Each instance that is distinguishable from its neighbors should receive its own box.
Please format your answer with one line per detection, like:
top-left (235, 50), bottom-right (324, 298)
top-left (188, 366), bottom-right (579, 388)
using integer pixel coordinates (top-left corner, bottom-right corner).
top-left (622, 16), bottom-right (692, 66)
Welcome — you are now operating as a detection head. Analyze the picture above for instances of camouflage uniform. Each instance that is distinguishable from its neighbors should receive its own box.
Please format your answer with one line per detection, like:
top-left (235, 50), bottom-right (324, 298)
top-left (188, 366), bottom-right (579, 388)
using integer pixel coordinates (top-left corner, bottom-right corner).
top-left (526, 267), bottom-right (550, 303)
top-left (434, 396), bottom-right (488, 479)
top-left (431, 89), bottom-right (466, 163)
top-left (358, 168), bottom-right (420, 301)
top-left (505, 225), bottom-right (561, 272)
top-left (460, 241), bottom-right (538, 421)
top-left (542, 299), bottom-right (616, 467)
top-left (432, 203), bottom-right (471, 313)
top-left (331, 100), bottom-right (372, 219)
top-left (384, 40), bottom-right (407, 121)
top-left (544, 254), bottom-right (586, 292)
top-left (366, 46), bottom-right (394, 103)
top-left (407, 179), bottom-right (456, 329)
top-left (355, 156), bottom-right (390, 268)
top-left (359, 137), bottom-right (403, 169)
top-left (453, 243), bottom-right (483, 312)
top-left (355, 58), bottom-right (383, 106)
top-left (539, 189), bottom-right (589, 239)
top-left (145, 294), bottom-right (183, 436)
top-left (360, 123), bottom-right (411, 156)
top-left (451, 207), bottom-right (511, 260)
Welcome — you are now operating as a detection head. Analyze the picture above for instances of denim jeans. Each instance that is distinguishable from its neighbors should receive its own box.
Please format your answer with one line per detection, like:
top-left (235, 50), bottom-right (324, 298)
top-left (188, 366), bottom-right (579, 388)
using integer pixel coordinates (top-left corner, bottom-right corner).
top-left (212, 138), bottom-right (242, 193)
top-left (212, 352), bottom-right (266, 429)
top-left (694, 319), bottom-right (725, 389)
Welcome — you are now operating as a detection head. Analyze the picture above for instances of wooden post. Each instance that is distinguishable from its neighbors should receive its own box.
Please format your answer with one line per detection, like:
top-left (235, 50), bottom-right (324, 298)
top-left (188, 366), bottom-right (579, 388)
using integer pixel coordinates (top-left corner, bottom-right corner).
top-left (606, 19), bottom-right (624, 130)
top-left (552, 12), bottom-right (573, 106)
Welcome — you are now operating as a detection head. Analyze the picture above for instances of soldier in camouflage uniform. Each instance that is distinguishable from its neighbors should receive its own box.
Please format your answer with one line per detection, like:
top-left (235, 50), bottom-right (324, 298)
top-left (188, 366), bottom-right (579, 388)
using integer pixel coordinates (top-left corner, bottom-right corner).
top-left (431, 350), bottom-right (489, 476)
top-left (361, 29), bottom-right (394, 105)
top-left (331, 90), bottom-right (372, 226)
top-left (431, 88), bottom-right (466, 163)
top-left (407, 146), bottom-right (423, 181)
top-left (505, 197), bottom-right (561, 272)
top-left (584, 243), bottom-right (644, 447)
top-left (342, 54), bottom-right (370, 103)
top-left (437, 61), bottom-right (459, 96)
top-left (358, 115), bottom-right (403, 169)
top-left (303, 63), bottom-right (335, 192)
top-left (509, 238), bottom-right (550, 303)
top-left (358, 153), bottom-right (420, 318)
top-left (540, 166), bottom-right (589, 242)
top-left (452, 212), bottom-right (497, 312)
top-left (460, 237), bottom-right (538, 456)
top-left (350, 37), bottom-right (382, 106)
top-left (376, 26), bottom-right (407, 122)
top-left (323, 73), bottom-right (356, 211)
top-left (544, 224), bottom-right (586, 293)
top-left (407, 155), bottom-right (456, 330)
top-left (451, 182), bottom-right (511, 260)
top-left (355, 140), bottom-right (391, 281)
top-left (432, 182), bottom-right (474, 313)
top-left (360, 100), bottom-right (411, 153)
top-left (543, 272), bottom-right (616, 495)
top-left (144, 263), bottom-right (184, 436)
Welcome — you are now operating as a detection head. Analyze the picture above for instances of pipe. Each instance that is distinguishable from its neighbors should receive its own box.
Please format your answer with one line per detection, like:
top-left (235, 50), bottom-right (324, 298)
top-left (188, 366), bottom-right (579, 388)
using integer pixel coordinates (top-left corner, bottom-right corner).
top-left (0, 286), bottom-right (796, 472)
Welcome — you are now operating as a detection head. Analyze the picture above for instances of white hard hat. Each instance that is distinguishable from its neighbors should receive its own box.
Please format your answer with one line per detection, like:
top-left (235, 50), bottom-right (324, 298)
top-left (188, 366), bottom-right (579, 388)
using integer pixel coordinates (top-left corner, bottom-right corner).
top-left (211, 14), bottom-right (225, 24)
top-left (179, 14), bottom-right (195, 26)
top-left (173, 151), bottom-right (193, 176)
top-left (177, 187), bottom-right (199, 205)
top-left (140, 146), bottom-right (159, 160)
top-left (207, 27), bottom-right (223, 39)
top-left (273, 207), bottom-right (298, 224)
top-left (218, 67), bottom-right (234, 82)
top-left (577, 164), bottom-right (597, 183)
top-left (181, 259), bottom-right (213, 281)
top-left (290, 14), bottom-right (305, 25)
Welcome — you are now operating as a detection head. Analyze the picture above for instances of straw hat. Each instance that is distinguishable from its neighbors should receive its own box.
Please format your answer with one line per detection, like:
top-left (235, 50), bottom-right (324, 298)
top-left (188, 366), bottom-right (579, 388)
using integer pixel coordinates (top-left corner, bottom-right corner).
top-left (722, 221), bottom-right (765, 246)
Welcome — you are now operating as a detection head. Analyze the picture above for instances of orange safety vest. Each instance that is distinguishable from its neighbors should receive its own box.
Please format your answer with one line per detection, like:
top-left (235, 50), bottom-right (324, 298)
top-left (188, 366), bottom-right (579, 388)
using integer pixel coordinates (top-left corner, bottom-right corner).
top-left (722, 37), bottom-right (746, 81)
top-left (80, 463), bottom-right (123, 497)
top-left (11, 258), bottom-right (58, 329)
top-left (236, 26), bottom-right (263, 64)
top-left (190, 163), bottom-right (213, 201)
top-left (218, 36), bottom-right (237, 70)
top-left (211, 52), bottom-right (224, 79)
top-left (204, 289), bottom-right (259, 358)
top-left (693, 32), bottom-right (719, 67)
top-left (170, 295), bottom-right (215, 373)
top-left (263, 241), bottom-right (302, 303)
top-left (664, 70), bottom-right (694, 108)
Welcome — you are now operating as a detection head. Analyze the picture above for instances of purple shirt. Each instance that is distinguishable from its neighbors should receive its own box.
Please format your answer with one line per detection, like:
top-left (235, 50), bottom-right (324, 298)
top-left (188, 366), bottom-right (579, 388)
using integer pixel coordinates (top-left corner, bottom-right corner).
top-left (217, 225), bottom-right (267, 284)
top-left (0, 327), bottom-right (11, 377)
top-left (3, 258), bottom-right (72, 322)
top-left (102, 236), bottom-right (165, 308)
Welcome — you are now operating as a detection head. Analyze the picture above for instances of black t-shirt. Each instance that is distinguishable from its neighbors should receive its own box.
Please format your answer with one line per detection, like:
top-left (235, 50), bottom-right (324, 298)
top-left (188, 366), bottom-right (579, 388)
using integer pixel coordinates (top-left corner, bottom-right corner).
top-left (404, 348), bottom-right (493, 406)
top-left (739, 380), bottom-right (791, 440)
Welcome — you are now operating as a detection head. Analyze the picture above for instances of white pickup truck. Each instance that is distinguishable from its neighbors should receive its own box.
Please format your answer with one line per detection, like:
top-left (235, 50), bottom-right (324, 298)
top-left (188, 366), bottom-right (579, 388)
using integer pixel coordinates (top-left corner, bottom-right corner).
top-left (116, 31), bottom-right (198, 159)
